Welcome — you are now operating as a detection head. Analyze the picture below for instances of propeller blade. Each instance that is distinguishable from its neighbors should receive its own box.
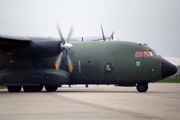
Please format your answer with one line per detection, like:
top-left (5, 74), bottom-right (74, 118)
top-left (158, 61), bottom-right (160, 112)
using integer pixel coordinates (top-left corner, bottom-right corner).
top-left (55, 52), bottom-right (63, 71)
top-left (66, 50), bottom-right (73, 73)
top-left (108, 31), bottom-right (114, 41)
top-left (66, 26), bottom-right (74, 43)
top-left (55, 23), bottom-right (74, 72)
top-left (56, 23), bottom-right (65, 44)
top-left (100, 24), bottom-right (106, 41)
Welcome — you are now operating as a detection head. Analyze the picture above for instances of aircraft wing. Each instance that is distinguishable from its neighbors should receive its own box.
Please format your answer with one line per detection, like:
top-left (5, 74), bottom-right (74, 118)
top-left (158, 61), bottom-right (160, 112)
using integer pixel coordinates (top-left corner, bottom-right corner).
top-left (0, 35), bottom-right (60, 57)
top-left (0, 35), bottom-right (111, 46)
top-left (0, 35), bottom-right (32, 46)
top-left (73, 36), bottom-right (112, 41)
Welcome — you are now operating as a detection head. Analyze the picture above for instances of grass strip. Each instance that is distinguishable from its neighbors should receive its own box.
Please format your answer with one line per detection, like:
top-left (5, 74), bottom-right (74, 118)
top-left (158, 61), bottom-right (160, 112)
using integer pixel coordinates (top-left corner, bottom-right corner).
top-left (0, 86), bottom-right (7, 89)
top-left (159, 78), bottom-right (180, 83)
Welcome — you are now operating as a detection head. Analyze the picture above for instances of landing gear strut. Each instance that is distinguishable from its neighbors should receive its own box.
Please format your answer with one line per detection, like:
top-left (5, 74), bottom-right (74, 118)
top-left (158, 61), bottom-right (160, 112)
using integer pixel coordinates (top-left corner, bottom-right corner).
top-left (136, 83), bottom-right (148, 92)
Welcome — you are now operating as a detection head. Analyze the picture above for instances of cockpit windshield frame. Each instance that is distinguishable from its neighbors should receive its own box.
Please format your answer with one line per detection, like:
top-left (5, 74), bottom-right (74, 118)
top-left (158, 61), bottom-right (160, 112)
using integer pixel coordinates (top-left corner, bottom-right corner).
top-left (135, 50), bottom-right (155, 58)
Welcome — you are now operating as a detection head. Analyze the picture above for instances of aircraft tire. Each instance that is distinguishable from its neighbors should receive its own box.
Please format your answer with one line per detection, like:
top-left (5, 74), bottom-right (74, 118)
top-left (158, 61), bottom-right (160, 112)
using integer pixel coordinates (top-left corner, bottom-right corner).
top-left (7, 86), bottom-right (21, 92)
top-left (45, 86), bottom-right (58, 92)
top-left (23, 86), bottom-right (43, 92)
top-left (136, 83), bottom-right (148, 92)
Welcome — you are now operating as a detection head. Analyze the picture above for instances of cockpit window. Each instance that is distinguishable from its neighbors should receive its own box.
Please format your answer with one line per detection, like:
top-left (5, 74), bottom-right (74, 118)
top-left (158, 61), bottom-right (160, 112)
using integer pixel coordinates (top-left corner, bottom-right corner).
top-left (143, 51), bottom-right (149, 57)
top-left (148, 51), bottom-right (154, 56)
top-left (152, 50), bottom-right (157, 55)
top-left (135, 51), bottom-right (143, 57)
top-left (135, 50), bottom-right (155, 57)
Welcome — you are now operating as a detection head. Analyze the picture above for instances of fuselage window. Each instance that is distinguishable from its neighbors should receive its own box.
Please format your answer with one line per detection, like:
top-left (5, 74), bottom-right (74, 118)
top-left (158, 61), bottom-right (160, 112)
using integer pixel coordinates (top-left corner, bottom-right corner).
top-left (135, 51), bottom-right (143, 57)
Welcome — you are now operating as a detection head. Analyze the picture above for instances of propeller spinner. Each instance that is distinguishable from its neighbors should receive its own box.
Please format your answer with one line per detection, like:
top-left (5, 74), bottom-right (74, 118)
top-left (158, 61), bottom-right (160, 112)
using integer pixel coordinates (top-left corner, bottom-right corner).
top-left (55, 24), bottom-right (74, 73)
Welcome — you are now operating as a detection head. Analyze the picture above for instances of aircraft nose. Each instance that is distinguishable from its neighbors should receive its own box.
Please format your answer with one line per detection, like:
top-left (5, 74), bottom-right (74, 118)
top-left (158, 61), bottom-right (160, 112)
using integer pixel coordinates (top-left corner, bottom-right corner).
top-left (161, 58), bottom-right (177, 79)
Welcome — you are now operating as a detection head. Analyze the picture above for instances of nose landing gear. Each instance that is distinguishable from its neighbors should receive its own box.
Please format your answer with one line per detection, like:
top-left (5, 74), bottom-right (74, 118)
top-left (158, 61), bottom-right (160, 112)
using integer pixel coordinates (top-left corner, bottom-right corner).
top-left (136, 83), bottom-right (148, 92)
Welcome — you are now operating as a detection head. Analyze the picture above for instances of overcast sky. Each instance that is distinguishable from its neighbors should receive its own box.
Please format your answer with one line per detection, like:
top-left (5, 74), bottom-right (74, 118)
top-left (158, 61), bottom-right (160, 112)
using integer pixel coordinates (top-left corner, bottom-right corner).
top-left (0, 0), bottom-right (179, 57)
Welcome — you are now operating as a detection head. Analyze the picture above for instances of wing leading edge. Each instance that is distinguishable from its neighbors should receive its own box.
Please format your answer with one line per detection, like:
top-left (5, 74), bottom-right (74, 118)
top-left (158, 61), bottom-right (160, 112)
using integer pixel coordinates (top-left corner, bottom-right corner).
top-left (0, 35), bottom-right (32, 46)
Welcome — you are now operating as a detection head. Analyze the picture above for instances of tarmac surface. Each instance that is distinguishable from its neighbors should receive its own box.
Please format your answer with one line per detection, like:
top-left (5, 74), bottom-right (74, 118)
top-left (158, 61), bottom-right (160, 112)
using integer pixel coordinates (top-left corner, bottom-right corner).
top-left (0, 83), bottom-right (180, 120)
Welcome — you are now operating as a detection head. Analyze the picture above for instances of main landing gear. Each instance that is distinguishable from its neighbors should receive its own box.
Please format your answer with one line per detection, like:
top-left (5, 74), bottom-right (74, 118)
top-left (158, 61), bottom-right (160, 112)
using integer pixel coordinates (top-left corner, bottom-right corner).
top-left (136, 83), bottom-right (148, 92)
top-left (7, 86), bottom-right (21, 92)
top-left (23, 85), bottom-right (43, 92)
top-left (7, 85), bottom-right (58, 92)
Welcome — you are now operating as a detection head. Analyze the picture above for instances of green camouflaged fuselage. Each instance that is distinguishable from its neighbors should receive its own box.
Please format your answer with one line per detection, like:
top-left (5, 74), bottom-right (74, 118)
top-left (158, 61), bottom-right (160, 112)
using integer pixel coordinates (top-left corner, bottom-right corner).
top-left (0, 41), bottom-right (163, 86)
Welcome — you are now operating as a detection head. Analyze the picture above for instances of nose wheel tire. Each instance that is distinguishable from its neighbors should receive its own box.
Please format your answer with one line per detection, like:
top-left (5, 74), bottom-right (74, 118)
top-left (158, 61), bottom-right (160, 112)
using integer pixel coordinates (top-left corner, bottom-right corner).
top-left (45, 86), bottom-right (58, 92)
top-left (7, 86), bottom-right (21, 92)
top-left (136, 83), bottom-right (148, 92)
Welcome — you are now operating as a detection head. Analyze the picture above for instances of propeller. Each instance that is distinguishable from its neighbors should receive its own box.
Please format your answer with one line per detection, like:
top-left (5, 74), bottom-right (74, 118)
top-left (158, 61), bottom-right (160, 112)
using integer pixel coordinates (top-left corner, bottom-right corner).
top-left (100, 24), bottom-right (106, 41)
top-left (109, 31), bottom-right (114, 41)
top-left (55, 24), bottom-right (74, 73)
top-left (100, 24), bottom-right (114, 41)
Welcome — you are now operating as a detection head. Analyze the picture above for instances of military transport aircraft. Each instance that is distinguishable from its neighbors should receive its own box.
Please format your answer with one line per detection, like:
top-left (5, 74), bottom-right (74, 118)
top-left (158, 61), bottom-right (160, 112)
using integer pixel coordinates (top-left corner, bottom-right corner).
top-left (0, 24), bottom-right (177, 92)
